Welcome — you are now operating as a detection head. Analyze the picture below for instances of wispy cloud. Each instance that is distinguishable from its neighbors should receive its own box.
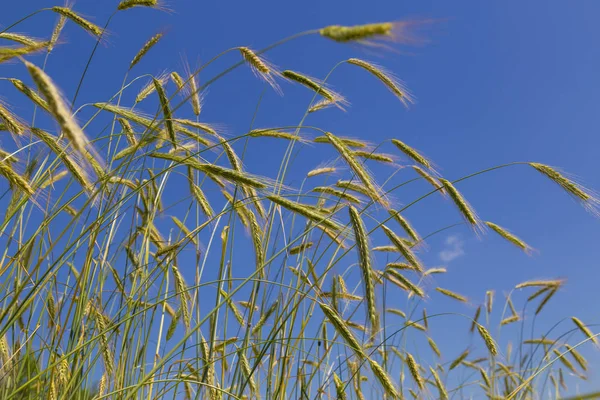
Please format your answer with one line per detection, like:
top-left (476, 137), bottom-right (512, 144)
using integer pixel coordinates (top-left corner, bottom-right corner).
top-left (439, 235), bottom-right (465, 262)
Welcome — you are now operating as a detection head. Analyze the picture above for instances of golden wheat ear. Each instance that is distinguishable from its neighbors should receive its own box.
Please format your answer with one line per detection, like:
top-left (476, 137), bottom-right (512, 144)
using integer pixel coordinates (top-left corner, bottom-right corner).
top-left (51, 7), bottom-right (104, 38)
top-left (282, 70), bottom-right (347, 108)
top-left (348, 58), bottom-right (414, 107)
top-left (130, 32), bottom-right (164, 70)
top-left (239, 47), bottom-right (282, 94)
top-left (320, 20), bottom-right (433, 50)
top-left (529, 163), bottom-right (599, 216)
top-left (117, 0), bottom-right (159, 10)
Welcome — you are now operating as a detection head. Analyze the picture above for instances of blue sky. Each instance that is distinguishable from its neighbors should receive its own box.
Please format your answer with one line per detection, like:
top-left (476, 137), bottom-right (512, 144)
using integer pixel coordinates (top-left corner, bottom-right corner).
top-left (2, 0), bottom-right (600, 395)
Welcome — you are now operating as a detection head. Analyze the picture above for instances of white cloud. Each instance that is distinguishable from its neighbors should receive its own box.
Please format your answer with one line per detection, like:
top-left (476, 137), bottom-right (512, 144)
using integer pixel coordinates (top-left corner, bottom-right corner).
top-left (439, 235), bottom-right (465, 262)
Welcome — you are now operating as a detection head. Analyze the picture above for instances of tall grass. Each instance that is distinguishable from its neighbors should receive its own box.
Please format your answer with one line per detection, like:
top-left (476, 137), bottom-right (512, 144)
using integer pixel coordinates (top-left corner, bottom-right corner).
top-left (0, 3), bottom-right (598, 399)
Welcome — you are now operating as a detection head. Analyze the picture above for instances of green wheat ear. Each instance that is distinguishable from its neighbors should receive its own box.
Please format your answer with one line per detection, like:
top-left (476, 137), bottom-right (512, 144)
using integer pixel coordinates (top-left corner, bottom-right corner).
top-left (117, 0), bottom-right (159, 10)
top-left (51, 7), bottom-right (104, 37)
top-left (130, 32), bottom-right (164, 70)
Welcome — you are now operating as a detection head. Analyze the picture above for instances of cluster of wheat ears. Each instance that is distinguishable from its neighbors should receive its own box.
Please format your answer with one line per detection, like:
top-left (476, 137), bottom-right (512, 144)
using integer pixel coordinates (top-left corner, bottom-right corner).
top-left (0, 1), bottom-right (598, 399)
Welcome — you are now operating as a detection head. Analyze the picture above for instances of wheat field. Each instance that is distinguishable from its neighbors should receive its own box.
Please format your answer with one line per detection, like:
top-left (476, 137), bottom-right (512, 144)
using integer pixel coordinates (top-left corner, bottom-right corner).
top-left (0, 2), bottom-right (598, 399)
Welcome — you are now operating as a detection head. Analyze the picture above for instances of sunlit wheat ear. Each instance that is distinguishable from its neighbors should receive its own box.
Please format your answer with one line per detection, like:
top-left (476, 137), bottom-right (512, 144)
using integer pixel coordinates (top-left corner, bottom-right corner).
top-left (267, 194), bottom-right (342, 232)
top-left (412, 165), bottom-right (444, 193)
top-left (529, 163), bottom-right (599, 215)
top-left (289, 242), bottom-right (313, 255)
top-left (222, 190), bottom-right (249, 226)
top-left (535, 287), bottom-right (558, 315)
top-left (314, 135), bottom-right (369, 148)
top-left (449, 349), bottom-right (469, 370)
top-left (332, 372), bottom-right (346, 400)
top-left (571, 317), bottom-right (599, 346)
top-left (515, 279), bottom-right (564, 289)
top-left (477, 367), bottom-right (491, 388)
top-left (0, 41), bottom-right (49, 63)
top-left (553, 349), bottom-right (581, 378)
top-left (117, 117), bottom-right (137, 145)
top-left (436, 287), bottom-right (468, 303)
top-left (429, 366), bottom-right (448, 399)
top-left (129, 32), bottom-right (163, 69)
top-left (0, 33), bottom-right (43, 47)
top-left (334, 180), bottom-right (369, 199)
top-left (428, 337), bottom-right (441, 358)
top-left (369, 359), bottom-right (400, 398)
top-left (528, 286), bottom-right (551, 303)
top-left (199, 336), bottom-right (217, 400)
top-left (117, 0), bottom-right (160, 10)
top-left (26, 62), bottom-right (99, 160)
top-left (135, 73), bottom-right (168, 103)
top-left (9, 78), bottom-right (51, 113)
top-left (237, 348), bottom-right (258, 395)
top-left (177, 60), bottom-right (203, 116)
top-left (564, 344), bottom-right (588, 371)
top-left (387, 262), bottom-right (419, 271)
top-left (0, 161), bottom-right (34, 196)
top-left (0, 148), bottom-right (19, 164)
top-left (174, 118), bottom-right (217, 136)
top-left (381, 224), bottom-right (422, 271)
top-left (0, 102), bottom-right (25, 136)
top-left (485, 290), bottom-right (494, 314)
top-left (405, 319), bottom-right (426, 332)
top-left (403, 352), bottom-right (423, 390)
top-left (524, 338), bottom-right (556, 346)
top-left (313, 187), bottom-right (361, 204)
top-left (476, 324), bottom-right (498, 356)
top-left (165, 312), bottom-right (181, 342)
top-left (51, 7), bottom-right (104, 37)
top-left (439, 178), bottom-right (483, 231)
top-left (31, 128), bottom-right (93, 192)
top-left (170, 71), bottom-right (185, 90)
top-left (48, 15), bottom-right (67, 53)
top-left (485, 221), bottom-right (533, 253)
top-left (325, 132), bottom-right (388, 206)
top-left (348, 58), bottom-right (414, 106)
top-left (249, 128), bottom-right (305, 142)
top-left (151, 152), bottom-right (266, 188)
top-left (282, 70), bottom-right (347, 106)
top-left (238, 301), bottom-right (258, 311)
top-left (387, 210), bottom-right (420, 242)
top-left (391, 139), bottom-right (432, 169)
top-left (307, 166), bottom-right (336, 178)
top-left (385, 269), bottom-right (423, 297)
top-left (356, 151), bottom-right (396, 165)
top-left (308, 98), bottom-right (336, 113)
top-left (320, 22), bottom-right (395, 42)
top-left (238, 47), bottom-right (281, 93)
top-left (320, 302), bottom-right (365, 359)
top-left (251, 298), bottom-right (279, 335)
top-left (171, 264), bottom-right (191, 330)
top-left (500, 315), bottom-right (520, 326)
top-left (87, 304), bottom-right (114, 378)
top-left (348, 206), bottom-right (378, 332)
top-left (94, 103), bottom-right (156, 128)
top-left (424, 267), bottom-right (446, 276)
top-left (386, 308), bottom-right (405, 318)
